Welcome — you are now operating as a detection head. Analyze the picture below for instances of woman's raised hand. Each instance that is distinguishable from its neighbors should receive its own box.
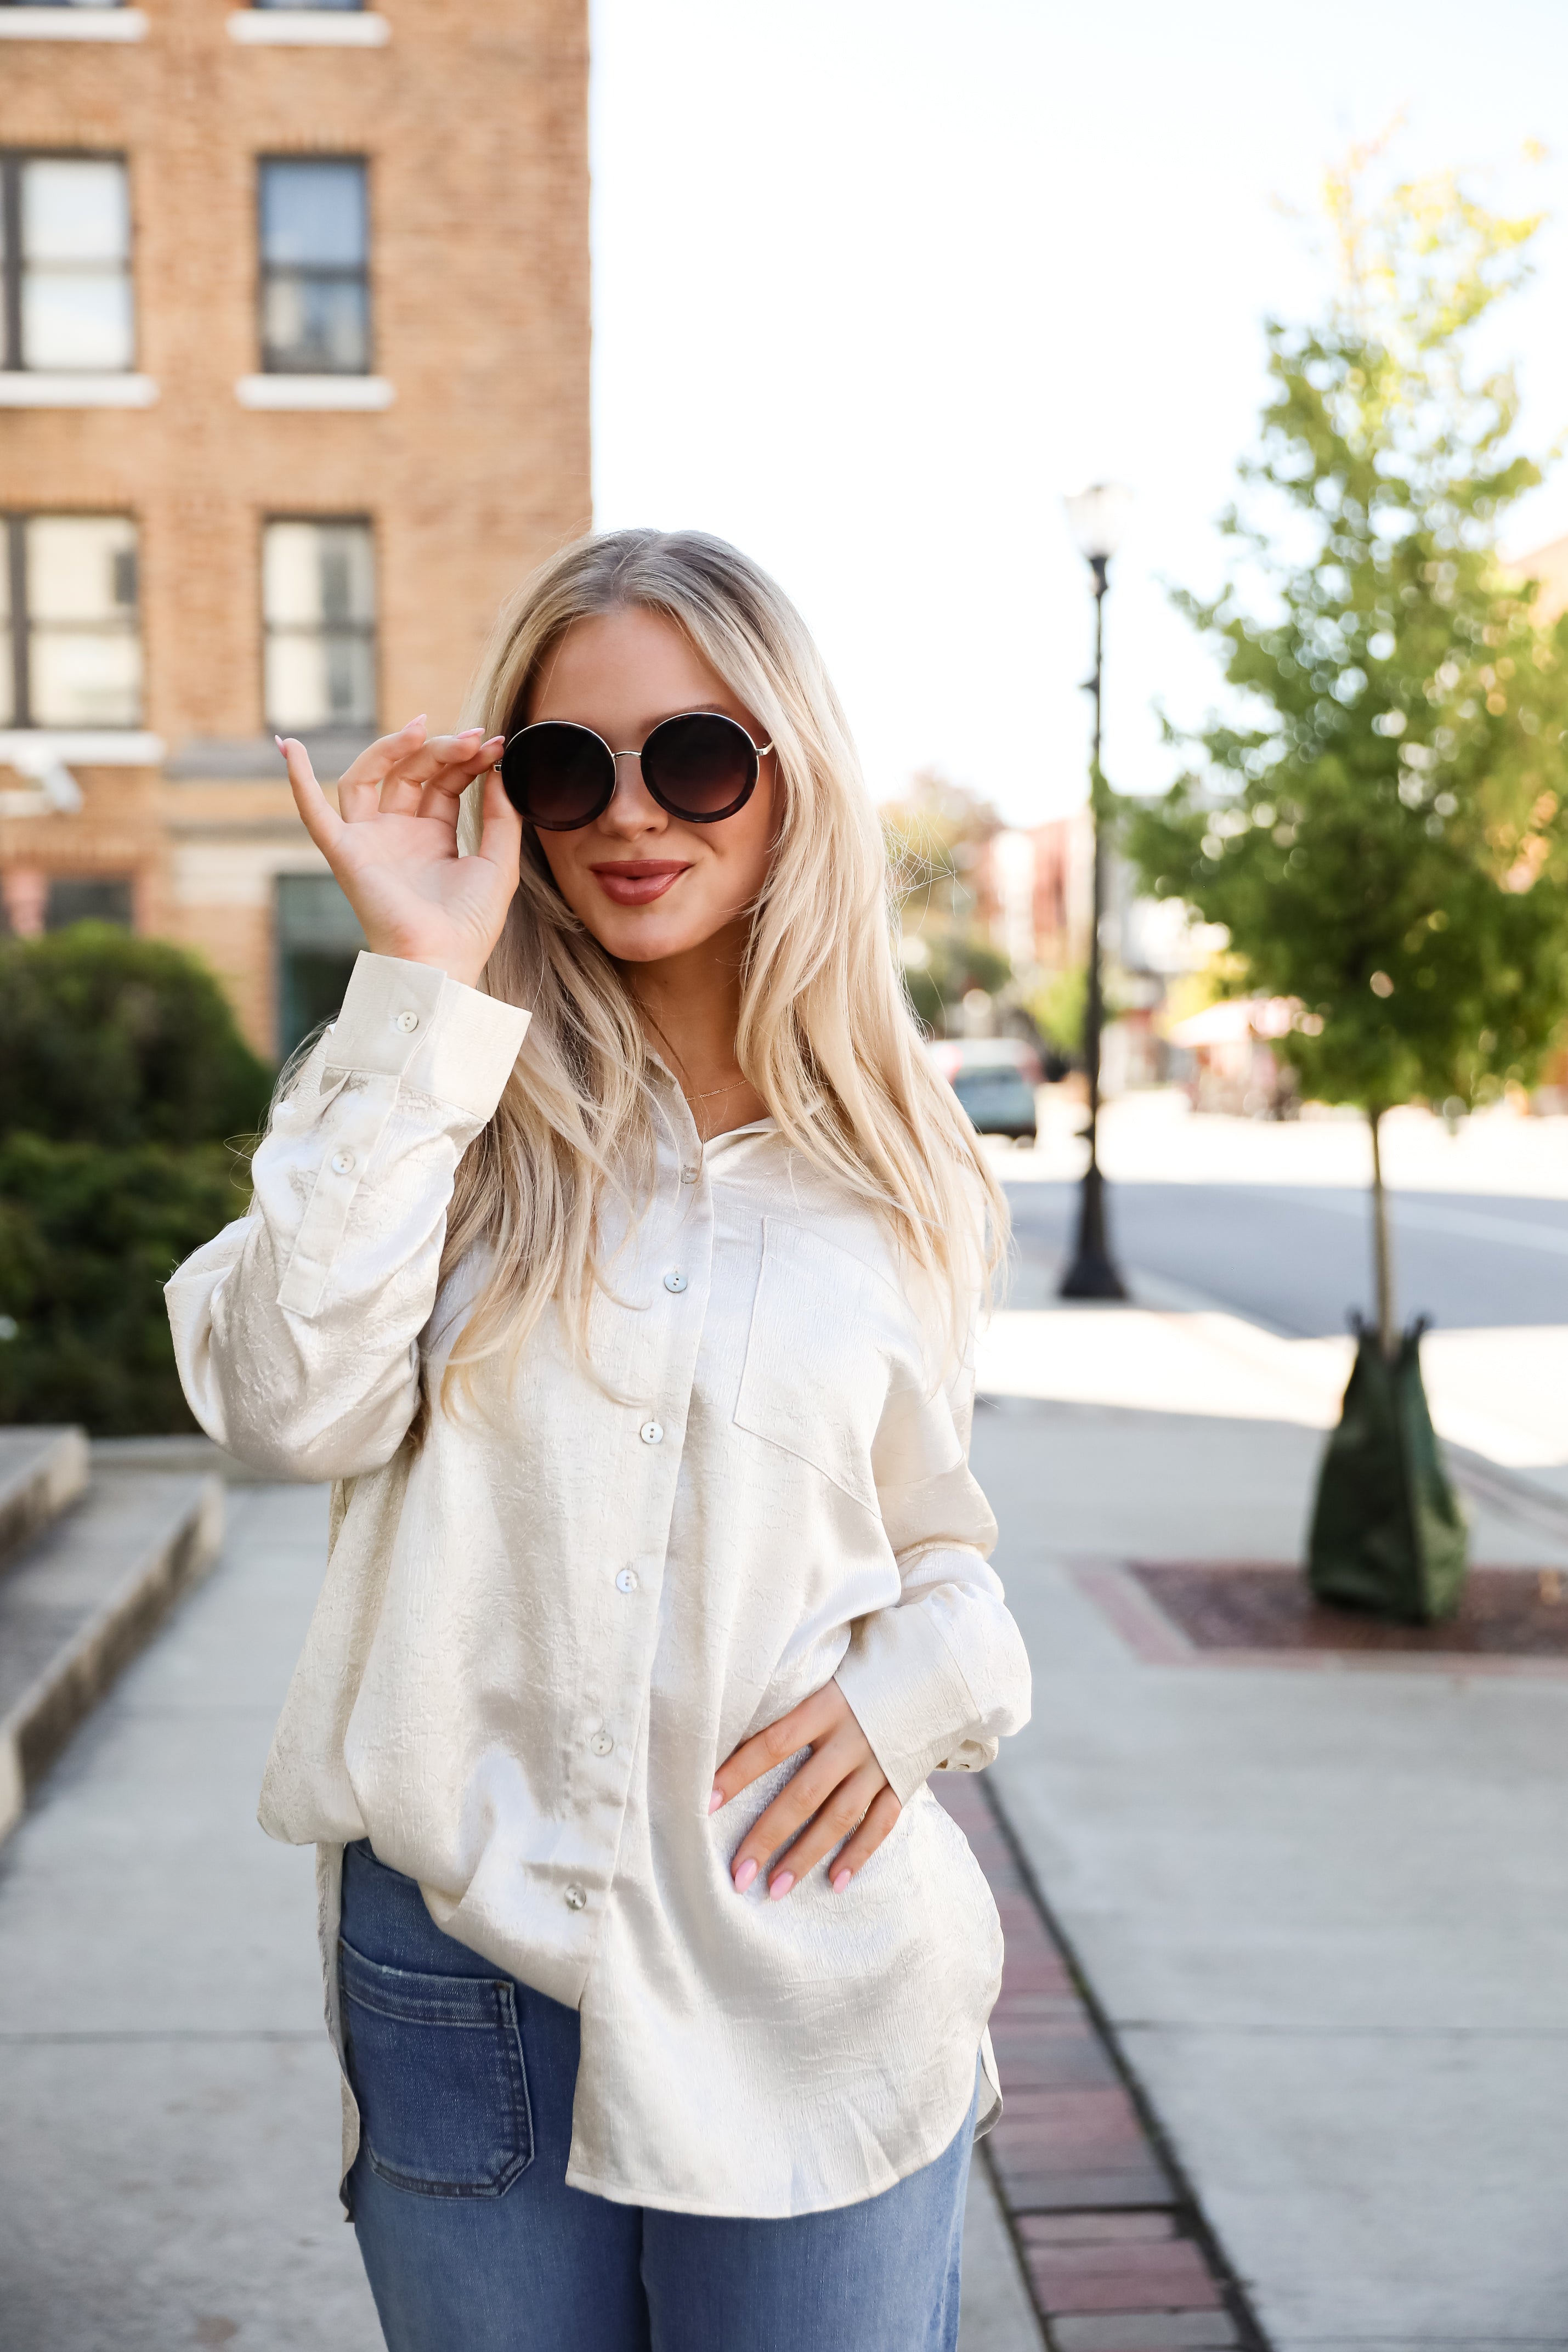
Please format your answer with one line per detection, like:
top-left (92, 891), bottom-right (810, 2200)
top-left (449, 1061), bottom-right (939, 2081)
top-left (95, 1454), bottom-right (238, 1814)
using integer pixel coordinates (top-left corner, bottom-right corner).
top-left (278, 717), bottom-right (520, 992)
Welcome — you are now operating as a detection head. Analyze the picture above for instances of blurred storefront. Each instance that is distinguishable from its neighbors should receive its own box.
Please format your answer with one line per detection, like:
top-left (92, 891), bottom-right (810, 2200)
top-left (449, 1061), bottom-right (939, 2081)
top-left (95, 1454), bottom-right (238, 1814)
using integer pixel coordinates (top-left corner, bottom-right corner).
top-left (0, 0), bottom-right (590, 1055)
top-left (972, 813), bottom-right (1225, 1086)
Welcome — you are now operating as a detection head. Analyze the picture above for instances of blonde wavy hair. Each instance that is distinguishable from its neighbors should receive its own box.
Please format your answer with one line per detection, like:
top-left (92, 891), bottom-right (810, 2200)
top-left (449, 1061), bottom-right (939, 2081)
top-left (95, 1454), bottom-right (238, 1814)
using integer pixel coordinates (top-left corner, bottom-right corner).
top-left (437, 528), bottom-right (1006, 1405)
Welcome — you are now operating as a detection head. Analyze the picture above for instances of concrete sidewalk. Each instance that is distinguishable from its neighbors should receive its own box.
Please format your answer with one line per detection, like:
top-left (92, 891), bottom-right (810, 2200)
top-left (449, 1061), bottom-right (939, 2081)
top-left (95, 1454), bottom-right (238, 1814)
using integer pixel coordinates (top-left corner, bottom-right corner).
top-left (973, 1393), bottom-right (1568, 2351)
top-left (0, 1483), bottom-right (381, 2352)
top-left (0, 1478), bottom-right (1041, 2352)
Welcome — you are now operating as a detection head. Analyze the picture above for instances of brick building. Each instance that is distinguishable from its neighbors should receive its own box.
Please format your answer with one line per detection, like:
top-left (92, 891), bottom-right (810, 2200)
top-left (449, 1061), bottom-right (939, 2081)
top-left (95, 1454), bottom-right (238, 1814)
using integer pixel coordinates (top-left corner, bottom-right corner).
top-left (0, 0), bottom-right (589, 1055)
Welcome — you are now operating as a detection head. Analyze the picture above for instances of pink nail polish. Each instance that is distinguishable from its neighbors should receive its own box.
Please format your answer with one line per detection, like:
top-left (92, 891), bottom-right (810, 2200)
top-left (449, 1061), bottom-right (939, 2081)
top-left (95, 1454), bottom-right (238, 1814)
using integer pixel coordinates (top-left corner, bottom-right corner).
top-left (832, 1868), bottom-right (852, 1892)
top-left (733, 1857), bottom-right (758, 1893)
top-left (708, 1788), bottom-right (724, 1814)
top-left (768, 1872), bottom-right (794, 1901)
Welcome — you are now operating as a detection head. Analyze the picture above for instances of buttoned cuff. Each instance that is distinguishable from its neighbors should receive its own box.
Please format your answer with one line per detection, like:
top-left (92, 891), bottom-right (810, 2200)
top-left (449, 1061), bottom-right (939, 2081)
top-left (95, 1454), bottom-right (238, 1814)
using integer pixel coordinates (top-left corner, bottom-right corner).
top-left (324, 952), bottom-right (530, 1120)
top-left (835, 1592), bottom-right (983, 1806)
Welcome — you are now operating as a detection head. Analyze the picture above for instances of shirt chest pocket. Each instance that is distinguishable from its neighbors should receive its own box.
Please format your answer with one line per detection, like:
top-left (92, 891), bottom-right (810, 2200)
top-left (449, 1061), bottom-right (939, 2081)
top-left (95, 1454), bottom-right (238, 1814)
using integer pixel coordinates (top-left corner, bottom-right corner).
top-left (732, 1219), bottom-right (902, 1516)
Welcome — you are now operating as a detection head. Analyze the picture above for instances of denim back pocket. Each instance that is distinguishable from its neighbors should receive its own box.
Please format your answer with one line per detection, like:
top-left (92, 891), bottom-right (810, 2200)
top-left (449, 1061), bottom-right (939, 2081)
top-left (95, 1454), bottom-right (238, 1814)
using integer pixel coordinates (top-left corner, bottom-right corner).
top-left (339, 1937), bottom-right (534, 2198)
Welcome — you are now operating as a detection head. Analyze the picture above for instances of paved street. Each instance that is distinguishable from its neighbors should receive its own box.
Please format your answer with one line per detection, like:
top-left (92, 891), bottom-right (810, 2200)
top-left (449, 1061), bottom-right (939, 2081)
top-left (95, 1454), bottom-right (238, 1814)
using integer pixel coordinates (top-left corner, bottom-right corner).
top-left (1006, 1092), bottom-right (1568, 1337)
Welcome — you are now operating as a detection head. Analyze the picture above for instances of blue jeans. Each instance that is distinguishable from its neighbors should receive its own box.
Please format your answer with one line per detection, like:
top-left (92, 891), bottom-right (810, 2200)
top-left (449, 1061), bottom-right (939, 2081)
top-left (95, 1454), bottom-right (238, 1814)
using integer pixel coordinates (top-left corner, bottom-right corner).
top-left (339, 1839), bottom-right (976, 2352)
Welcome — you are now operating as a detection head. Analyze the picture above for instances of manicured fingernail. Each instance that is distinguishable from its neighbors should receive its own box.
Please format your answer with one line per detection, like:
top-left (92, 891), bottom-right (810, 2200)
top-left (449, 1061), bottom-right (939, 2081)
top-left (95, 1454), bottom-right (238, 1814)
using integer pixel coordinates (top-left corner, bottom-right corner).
top-left (733, 1857), bottom-right (758, 1892)
top-left (832, 1867), bottom-right (852, 1891)
top-left (708, 1787), bottom-right (724, 1814)
top-left (768, 1872), bottom-right (794, 1901)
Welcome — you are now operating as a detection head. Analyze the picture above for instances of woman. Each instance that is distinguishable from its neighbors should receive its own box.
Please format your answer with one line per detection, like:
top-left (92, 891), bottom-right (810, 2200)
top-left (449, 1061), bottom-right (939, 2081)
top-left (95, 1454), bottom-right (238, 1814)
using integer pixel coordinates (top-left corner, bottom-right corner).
top-left (168, 529), bottom-right (1031, 2352)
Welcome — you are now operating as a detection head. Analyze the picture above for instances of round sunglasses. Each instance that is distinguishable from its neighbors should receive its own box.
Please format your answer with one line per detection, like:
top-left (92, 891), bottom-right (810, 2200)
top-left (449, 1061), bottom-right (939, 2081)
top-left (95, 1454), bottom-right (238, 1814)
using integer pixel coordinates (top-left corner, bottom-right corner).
top-left (500, 710), bottom-right (773, 832)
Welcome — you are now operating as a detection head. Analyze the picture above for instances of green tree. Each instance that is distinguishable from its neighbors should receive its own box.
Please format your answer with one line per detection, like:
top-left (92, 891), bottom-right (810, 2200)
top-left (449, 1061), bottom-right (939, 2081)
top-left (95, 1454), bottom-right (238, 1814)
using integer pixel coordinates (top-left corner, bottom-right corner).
top-left (0, 925), bottom-right (273, 1148)
top-left (1124, 146), bottom-right (1568, 1618)
top-left (1128, 149), bottom-right (1568, 1347)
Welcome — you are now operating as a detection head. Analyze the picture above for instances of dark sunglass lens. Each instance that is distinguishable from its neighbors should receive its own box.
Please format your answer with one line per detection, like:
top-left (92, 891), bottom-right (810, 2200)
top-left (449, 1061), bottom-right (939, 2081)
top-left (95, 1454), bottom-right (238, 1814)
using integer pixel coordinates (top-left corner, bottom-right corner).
top-left (642, 714), bottom-right (756, 819)
top-left (501, 723), bottom-right (614, 828)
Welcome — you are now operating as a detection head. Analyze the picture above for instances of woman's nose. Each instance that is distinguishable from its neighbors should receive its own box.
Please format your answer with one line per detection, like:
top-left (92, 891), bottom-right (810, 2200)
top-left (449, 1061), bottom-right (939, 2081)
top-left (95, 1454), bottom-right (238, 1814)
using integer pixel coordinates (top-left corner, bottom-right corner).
top-left (601, 756), bottom-right (664, 832)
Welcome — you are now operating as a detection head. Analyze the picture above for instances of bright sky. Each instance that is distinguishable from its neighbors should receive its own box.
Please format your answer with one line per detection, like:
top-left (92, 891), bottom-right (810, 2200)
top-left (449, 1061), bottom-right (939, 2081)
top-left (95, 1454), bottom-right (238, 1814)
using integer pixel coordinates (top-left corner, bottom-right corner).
top-left (590, 1), bottom-right (1568, 826)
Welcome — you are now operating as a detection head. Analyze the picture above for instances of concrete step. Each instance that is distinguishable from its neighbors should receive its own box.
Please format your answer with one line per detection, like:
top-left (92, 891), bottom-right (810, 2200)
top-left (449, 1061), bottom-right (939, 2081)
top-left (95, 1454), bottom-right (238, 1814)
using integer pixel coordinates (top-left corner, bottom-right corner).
top-left (0, 1472), bottom-right (224, 1842)
top-left (0, 1427), bottom-right (89, 1571)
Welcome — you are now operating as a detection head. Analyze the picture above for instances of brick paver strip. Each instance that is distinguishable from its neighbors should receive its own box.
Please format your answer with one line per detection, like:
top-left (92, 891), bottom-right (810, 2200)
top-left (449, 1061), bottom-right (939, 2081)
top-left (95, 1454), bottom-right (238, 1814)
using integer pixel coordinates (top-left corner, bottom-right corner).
top-left (932, 1774), bottom-right (1268, 2351)
top-left (1019, 2236), bottom-right (1223, 2315)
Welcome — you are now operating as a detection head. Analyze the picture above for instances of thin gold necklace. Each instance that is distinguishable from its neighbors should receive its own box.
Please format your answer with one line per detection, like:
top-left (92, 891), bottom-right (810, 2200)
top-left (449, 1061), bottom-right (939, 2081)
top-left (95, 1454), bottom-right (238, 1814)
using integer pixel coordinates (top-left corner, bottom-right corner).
top-left (641, 1009), bottom-right (746, 1102)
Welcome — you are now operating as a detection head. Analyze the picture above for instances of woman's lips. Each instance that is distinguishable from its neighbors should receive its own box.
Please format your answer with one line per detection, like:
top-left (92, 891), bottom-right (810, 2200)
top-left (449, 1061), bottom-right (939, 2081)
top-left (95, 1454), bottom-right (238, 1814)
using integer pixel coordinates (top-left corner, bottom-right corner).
top-left (587, 861), bottom-right (690, 906)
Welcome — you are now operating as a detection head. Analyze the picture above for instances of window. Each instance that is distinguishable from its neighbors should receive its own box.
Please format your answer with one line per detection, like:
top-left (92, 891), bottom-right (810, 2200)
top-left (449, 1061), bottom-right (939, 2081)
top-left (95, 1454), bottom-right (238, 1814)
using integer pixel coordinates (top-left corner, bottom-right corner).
top-left (2, 515), bottom-right (141, 728)
top-left (47, 877), bottom-right (133, 930)
top-left (1, 154), bottom-right (133, 372)
top-left (263, 518), bottom-right (376, 731)
top-left (258, 157), bottom-right (369, 374)
top-left (276, 873), bottom-right (365, 1056)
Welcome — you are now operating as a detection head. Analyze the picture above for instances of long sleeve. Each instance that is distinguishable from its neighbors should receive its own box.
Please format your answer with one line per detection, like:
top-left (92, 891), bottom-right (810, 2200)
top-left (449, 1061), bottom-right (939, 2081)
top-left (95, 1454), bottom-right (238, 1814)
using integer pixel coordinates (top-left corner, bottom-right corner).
top-left (165, 951), bottom-right (529, 1482)
top-left (834, 1303), bottom-right (1032, 1805)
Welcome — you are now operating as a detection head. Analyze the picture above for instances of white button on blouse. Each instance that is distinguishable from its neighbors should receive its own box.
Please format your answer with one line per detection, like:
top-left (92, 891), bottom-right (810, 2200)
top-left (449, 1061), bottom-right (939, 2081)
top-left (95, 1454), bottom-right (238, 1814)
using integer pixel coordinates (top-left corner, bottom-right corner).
top-left (165, 952), bottom-right (1030, 2223)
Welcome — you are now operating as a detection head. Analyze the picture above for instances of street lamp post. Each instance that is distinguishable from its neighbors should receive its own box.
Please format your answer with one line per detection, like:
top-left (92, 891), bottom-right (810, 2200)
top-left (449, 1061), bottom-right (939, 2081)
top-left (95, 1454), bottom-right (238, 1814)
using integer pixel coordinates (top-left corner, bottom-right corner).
top-left (1059, 483), bottom-right (1131, 1303)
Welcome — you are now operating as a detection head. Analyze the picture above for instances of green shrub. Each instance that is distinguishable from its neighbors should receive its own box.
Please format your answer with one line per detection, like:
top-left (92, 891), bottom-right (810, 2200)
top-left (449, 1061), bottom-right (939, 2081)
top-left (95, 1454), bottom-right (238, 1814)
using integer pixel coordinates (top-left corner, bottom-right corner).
top-left (0, 930), bottom-right (270, 1432)
top-left (0, 925), bottom-right (272, 1149)
top-left (0, 1135), bottom-right (248, 1435)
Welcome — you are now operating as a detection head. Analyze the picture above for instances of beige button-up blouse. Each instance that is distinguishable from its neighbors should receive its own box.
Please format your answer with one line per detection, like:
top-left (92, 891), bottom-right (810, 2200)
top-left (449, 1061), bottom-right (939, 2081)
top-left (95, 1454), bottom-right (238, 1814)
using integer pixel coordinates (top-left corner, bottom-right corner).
top-left (166, 952), bottom-right (1032, 2219)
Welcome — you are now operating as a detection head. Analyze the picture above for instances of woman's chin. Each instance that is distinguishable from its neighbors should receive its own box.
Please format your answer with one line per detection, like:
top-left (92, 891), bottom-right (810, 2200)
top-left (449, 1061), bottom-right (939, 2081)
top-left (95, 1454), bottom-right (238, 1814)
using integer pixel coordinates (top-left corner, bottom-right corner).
top-left (581, 902), bottom-right (740, 968)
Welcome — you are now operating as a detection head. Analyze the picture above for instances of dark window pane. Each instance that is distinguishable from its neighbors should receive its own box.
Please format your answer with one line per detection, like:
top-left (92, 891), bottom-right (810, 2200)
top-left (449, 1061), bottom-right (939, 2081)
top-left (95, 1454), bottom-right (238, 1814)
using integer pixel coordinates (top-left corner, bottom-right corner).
top-left (276, 872), bottom-right (366, 952)
top-left (276, 875), bottom-right (366, 1056)
top-left (46, 877), bottom-right (133, 930)
top-left (278, 949), bottom-right (359, 1056)
top-left (262, 271), bottom-right (369, 374)
top-left (259, 160), bottom-right (366, 268)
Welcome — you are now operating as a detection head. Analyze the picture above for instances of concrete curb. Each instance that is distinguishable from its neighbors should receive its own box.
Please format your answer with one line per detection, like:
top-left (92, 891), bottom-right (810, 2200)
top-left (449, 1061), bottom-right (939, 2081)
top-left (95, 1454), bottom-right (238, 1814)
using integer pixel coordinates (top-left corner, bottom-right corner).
top-left (0, 1475), bottom-right (224, 1844)
top-left (92, 1433), bottom-right (280, 1485)
top-left (0, 1428), bottom-right (89, 1570)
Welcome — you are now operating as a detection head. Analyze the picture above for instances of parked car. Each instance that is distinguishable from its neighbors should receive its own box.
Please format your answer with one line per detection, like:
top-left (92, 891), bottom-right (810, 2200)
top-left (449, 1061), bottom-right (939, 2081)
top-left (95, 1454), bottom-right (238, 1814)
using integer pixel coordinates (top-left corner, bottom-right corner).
top-left (926, 1039), bottom-right (1039, 1144)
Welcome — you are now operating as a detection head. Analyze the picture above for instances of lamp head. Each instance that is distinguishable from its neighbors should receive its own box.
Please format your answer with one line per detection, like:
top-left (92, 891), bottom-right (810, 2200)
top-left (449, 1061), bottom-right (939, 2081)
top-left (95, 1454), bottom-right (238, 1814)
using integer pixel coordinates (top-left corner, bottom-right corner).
top-left (1063, 482), bottom-right (1133, 567)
